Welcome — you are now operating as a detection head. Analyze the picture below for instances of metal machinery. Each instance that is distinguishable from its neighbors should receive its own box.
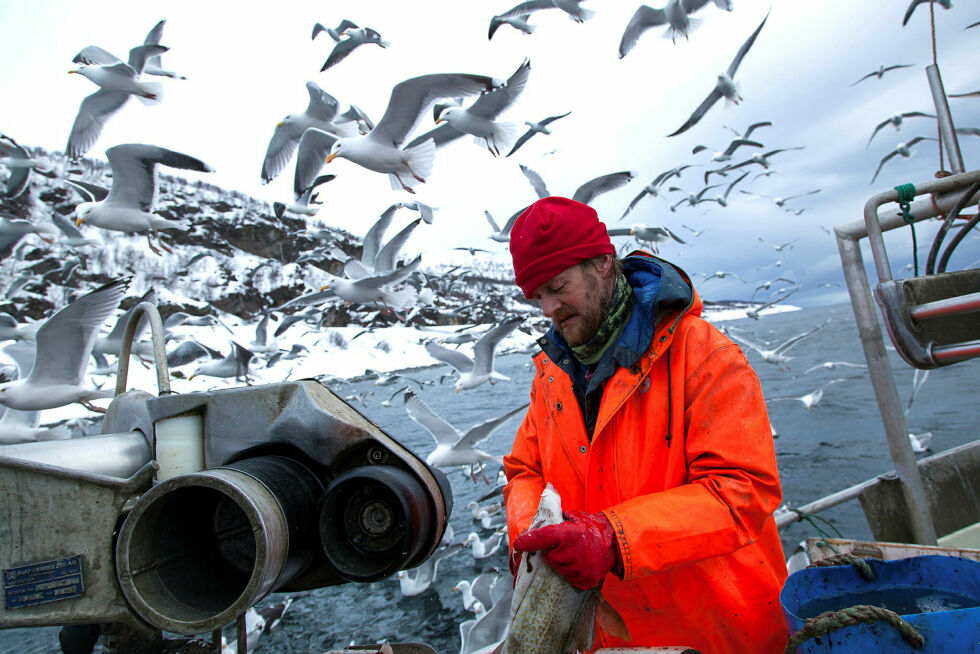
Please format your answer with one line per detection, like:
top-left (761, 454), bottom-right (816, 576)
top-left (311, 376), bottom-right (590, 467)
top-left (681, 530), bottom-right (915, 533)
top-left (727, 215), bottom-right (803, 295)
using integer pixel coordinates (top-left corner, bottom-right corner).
top-left (0, 304), bottom-right (452, 651)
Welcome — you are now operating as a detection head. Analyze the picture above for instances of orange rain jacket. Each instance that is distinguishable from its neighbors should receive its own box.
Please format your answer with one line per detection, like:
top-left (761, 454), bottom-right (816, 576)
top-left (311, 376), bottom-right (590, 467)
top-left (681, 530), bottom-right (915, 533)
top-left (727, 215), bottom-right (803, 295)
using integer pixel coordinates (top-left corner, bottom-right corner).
top-left (503, 253), bottom-right (789, 653)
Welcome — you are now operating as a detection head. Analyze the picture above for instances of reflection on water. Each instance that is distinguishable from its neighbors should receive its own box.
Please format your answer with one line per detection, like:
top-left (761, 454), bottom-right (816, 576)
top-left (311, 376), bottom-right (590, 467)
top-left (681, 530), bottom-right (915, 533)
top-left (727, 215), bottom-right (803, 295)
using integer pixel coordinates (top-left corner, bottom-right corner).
top-left (2, 304), bottom-right (977, 653)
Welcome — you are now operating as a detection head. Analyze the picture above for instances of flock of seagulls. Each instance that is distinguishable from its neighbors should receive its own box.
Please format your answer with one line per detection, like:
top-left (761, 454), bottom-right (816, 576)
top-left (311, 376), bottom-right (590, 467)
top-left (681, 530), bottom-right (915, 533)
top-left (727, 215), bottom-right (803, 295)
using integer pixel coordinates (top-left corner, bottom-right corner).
top-left (0, 2), bottom-right (972, 652)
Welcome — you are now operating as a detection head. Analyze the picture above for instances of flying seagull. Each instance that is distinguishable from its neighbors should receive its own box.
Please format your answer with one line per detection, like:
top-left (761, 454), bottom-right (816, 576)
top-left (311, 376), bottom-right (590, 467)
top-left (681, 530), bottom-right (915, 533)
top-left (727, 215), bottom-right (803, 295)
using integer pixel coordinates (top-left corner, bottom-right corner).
top-left (668, 10), bottom-right (769, 137)
top-left (0, 137), bottom-right (55, 198)
top-left (407, 60), bottom-right (531, 156)
top-left (692, 138), bottom-right (763, 162)
top-left (484, 207), bottom-right (524, 243)
top-left (140, 20), bottom-right (186, 79)
top-left (488, 13), bottom-right (537, 39)
top-left (519, 165), bottom-right (635, 205)
top-left (506, 111), bottom-right (571, 157)
top-left (260, 81), bottom-right (356, 184)
top-left (66, 43), bottom-right (167, 159)
top-left (73, 144), bottom-right (214, 255)
top-left (619, 0), bottom-right (730, 55)
top-left (0, 279), bottom-right (127, 411)
top-left (866, 111), bottom-right (936, 147)
top-left (728, 322), bottom-right (827, 366)
top-left (494, 0), bottom-right (596, 24)
top-left (870, 136), bottom-right (938, 184)
top-left (404, 388), bottom-right (527, 480)
top-left (423, 317), bottom-right (522, 391)
top-left (325, 73), bottom-right (503, 193)
top-left (850, 64), bottom-right (914, 87)
top-left (312, 19), bottom-right (359, 42)
top-left (320, 26), bottom-right (390, 72)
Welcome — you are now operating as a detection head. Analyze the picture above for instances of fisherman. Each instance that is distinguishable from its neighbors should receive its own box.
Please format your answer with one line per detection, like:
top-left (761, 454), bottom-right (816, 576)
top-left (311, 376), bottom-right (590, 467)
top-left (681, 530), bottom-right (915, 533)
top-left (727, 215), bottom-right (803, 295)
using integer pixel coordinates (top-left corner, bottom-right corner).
top-left (503, 196), bottom-right (789, 653)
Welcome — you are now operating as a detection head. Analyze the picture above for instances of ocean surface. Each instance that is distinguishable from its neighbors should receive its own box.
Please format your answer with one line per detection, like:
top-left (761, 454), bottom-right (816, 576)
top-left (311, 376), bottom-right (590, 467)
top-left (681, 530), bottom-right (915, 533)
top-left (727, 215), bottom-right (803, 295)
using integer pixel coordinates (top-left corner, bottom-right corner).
top-left (2, 303), bottom-right (978, 654)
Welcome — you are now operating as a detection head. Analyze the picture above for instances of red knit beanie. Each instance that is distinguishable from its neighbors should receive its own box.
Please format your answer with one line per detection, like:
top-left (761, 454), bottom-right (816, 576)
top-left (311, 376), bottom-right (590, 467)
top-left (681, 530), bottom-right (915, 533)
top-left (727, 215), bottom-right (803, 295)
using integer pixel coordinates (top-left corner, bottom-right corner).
top-left (509, 196), bottom-right (615, 299)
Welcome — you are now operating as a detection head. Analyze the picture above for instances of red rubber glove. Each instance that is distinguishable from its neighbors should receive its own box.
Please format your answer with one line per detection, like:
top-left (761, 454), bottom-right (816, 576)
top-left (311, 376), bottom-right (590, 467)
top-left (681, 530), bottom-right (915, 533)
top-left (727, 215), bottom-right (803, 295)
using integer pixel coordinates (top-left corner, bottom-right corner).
top-left (512, 511), bottom-right (619, 590)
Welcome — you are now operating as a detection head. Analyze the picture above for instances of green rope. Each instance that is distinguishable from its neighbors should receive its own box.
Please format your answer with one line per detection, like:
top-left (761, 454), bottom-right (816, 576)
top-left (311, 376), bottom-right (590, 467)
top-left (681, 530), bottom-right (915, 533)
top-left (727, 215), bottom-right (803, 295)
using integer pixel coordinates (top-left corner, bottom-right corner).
top-left (807, 553), bottom-right (875, 581)
top-left (785, 604), bottom-right (925, 653)
top-left (790, 508), bottom-right (844, 554)
top-left (895, 183), bottom-right (919, 276)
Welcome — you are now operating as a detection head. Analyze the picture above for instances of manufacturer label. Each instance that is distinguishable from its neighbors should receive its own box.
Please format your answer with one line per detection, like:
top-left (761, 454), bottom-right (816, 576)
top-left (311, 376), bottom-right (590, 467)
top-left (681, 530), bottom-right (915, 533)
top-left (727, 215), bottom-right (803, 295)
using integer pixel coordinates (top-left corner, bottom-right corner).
top-left (3, 555), bottom-right (85, 609)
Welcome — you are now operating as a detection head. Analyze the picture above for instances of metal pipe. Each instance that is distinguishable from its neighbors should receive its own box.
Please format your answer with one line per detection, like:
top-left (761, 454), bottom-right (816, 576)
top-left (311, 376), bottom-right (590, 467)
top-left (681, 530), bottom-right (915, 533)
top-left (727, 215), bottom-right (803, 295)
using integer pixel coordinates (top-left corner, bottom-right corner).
top-left (116, 301), bottom-right (170, 397)
top-left (0, 432), bottom-right (151, 478)
top-left (932, 339), bottom-right (980, 363)
top-left (926, 64), bottom-right (965, 174)
top-left (776, 477), bottom-right (882, 529)
top-left (834, 170), bottom-right (980, 239)
top-left (910, 291), bottom-right (980, 320)
top-left (835, 233), bottom-right (938, 545)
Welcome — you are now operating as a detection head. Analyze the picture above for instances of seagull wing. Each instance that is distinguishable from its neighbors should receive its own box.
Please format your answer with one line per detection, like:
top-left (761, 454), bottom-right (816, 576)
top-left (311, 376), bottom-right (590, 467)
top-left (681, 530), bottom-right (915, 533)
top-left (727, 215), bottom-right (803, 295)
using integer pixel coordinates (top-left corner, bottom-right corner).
top-left (104, 144), bottom-right (212, 211)
top-left (72, 46), bottom-right (121, 66)
top-left (505, 133), bottom-right (533, 159)
top-left (539, 111), bottom-right (571, 126)
top-left (27, 279), bottom-right (127, 387)
top-left (621, 189), bottom-right (650, 219)
top-left (374, 218), bottom-right (422, 273)
top-left (370, 73), bottom-right (501, 148)
top-left (127, 44), bottom-right (168, 75)
top-left (3, 342), bottom-right (36, 378)
top-left (500, 206), bottom-right (526, 234)
top-left (166, 340), bottom-right (218, 368)
top-left (484, 210), bottom-right (502, 232)
top-left (404, 123), bottom-right (464, 150)
top-left (293, 128), bottom-right (337, 199)
top-left (321, 37), bottom-right (363, 71)
top-left (404, 390), bottom-right (461, 446)
top-left (351, 254), bottom-right (422, 289)
top-left (467, 60), bottom-right (530, 119)
top-left (619, 5), bottom-right (667, 59)
top-left (741, 121), bottom-right (773, 140)
top-left (472, 317), bottom-right (521, 377)
top-left (866, 117), bottom-right (894, 148)
top-left (104, 287), bottom-right (157, 343)
top-left (668, 87), bottom-right (722, 137)
top-left (723, 170), bottom-right (750, 199)
top-left (496, 0), bottom-right (559, 20)
top-left (51, 212), bottom-right (87, 240)
top-left (726, 11), bottom-right (769, 78)
top-left (304, 81), bottom-right (341, 122)
top-left (572, 171), bottom-right (635, 205)
top-left (774, 323), bottom-right (825, 355)
top-left (65, 179), bottom-right (109, 203)
top-left (363, 206), bottom-right (400, 269)
top-left (66, 90), bottom-right (130, 160)
top-left (261, 118), bottom-right (303, 184)
top-left (458, 402), bottom-right (529, 450)
top-left (143, 19), bottom-right (166, 46)
top-left (425, 341), bottom-right (474, 375)
top-left (519, 164), bottom-right (550, 198)
top-left (722, 138), bottom-right (763, 156)
top-left (871, 150), bottom-right (900, 184)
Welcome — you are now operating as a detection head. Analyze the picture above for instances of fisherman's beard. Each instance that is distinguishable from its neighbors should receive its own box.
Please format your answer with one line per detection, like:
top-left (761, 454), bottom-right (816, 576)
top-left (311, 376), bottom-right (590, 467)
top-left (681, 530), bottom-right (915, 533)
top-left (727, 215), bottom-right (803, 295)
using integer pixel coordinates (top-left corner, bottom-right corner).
top-left (552, 270), bottom-right (614, 347)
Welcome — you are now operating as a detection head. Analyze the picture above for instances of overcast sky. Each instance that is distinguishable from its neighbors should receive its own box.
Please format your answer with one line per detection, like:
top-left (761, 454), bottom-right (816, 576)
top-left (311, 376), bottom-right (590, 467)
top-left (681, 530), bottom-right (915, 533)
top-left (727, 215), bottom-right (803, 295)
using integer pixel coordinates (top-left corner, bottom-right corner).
top-left (1, 1), bottom-right (978, 306)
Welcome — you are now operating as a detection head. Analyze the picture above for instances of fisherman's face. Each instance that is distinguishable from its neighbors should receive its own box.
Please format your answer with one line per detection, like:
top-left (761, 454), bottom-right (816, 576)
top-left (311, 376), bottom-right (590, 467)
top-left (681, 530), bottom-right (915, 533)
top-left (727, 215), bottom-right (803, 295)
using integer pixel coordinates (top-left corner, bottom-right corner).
top-left (534, 257), bottom-right (615, 346)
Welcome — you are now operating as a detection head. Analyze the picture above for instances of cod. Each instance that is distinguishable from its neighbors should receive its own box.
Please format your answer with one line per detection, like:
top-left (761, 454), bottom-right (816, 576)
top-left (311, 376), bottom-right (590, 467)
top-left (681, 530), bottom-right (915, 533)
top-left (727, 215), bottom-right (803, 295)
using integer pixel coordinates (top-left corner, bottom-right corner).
top-left (493, 484), bottom-right (630, 654)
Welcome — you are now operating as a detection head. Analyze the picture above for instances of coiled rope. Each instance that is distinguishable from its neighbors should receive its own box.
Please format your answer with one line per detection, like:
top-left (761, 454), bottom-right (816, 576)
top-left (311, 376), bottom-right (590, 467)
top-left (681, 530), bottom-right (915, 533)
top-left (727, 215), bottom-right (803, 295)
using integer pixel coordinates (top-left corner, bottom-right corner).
top-left (807, 553), bottom-right (875, 581)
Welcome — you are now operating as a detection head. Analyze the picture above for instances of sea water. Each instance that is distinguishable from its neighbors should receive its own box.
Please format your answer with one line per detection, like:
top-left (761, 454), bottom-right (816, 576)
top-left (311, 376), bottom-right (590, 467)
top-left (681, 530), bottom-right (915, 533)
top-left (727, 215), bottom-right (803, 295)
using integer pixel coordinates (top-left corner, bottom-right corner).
top-left (2, 303), bottom-right (978, 653)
